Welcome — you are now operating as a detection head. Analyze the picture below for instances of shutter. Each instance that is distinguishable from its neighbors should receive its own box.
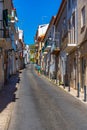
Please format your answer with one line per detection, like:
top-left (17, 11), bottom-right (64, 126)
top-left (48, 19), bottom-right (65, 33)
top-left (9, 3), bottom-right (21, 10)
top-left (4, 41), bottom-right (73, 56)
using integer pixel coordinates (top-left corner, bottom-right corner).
top-left (3, 9), bottom-right (8, 27)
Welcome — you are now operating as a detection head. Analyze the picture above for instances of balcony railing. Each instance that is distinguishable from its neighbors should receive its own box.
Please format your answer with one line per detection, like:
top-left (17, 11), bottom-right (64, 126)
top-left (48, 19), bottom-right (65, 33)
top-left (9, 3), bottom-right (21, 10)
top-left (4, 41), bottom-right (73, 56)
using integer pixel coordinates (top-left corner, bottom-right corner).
top-left (51, 42), bottom-right (60, 55)
top-left (42, 40), bottom-right (52, 54)
top-left (64, 29), bottom-right (77, 53)
top-left (44, 44), bottom-right (51, 52)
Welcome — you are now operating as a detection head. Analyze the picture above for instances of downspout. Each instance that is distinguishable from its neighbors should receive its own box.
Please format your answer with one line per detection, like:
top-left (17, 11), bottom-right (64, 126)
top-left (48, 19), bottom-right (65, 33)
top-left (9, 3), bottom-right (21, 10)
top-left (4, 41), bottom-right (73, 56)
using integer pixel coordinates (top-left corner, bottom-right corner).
top-left (76, 0), bottom-right (80, 96)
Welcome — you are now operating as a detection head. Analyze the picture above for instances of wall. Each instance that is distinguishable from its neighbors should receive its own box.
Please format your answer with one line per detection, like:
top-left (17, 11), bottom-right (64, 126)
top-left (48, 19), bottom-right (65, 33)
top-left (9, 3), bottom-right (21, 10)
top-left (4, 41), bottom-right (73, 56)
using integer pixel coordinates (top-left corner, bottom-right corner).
top-left (55, 1), bottom-right (67, 84)
top-left (78, 0), bottom-right (87, 45)
top-left (38, 24), bottom-right (49, 37)
top-left (77, 0), bottom-right (87, 89)
top-left (0, 54), bottom-right (4, 89)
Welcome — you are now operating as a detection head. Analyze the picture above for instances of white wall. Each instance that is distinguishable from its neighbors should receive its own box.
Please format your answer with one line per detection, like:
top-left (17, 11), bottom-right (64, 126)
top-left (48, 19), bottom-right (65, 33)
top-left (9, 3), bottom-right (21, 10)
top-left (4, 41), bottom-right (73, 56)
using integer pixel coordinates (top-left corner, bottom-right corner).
top-left (38, 24), bottom-right (49, 37)
top-left (18, 29), bottom-right (23, 40)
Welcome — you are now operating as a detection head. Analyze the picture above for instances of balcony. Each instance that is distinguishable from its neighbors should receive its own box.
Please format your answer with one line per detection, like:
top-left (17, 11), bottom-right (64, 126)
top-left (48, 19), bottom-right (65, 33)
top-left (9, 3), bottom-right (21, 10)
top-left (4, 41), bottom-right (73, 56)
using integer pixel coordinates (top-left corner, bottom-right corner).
top-left (42, 47), bottom-right (48, 55)
top-left (43, 51), bottom-right (48, 55)
top-left (64, 29), bottom-right (77, 53)
top-left (65, 43), bottom-right (77, 53)
top-left (35, 43), bottom-right (39, 48)
top-left (44, 44), bottom-right (51, 52)
top-left (51, 43), bottom-right (60, 55)
top-left (44, 41), bottom-right (51, 52)
top-left (42, 40), bottom-right (51, 55)
top-left (8, 9), bottom-right (18, 23)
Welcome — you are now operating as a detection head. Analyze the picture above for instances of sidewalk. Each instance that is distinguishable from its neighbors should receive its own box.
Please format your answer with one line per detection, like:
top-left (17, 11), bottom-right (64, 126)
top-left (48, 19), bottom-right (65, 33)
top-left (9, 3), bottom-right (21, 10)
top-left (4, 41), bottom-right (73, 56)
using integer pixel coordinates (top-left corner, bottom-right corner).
top-left (0, 73), bottom-right (20, 130)
top-left (40, 73), bottom-right (87, 105)
top-left (59, 85), bottom-right (87, 104)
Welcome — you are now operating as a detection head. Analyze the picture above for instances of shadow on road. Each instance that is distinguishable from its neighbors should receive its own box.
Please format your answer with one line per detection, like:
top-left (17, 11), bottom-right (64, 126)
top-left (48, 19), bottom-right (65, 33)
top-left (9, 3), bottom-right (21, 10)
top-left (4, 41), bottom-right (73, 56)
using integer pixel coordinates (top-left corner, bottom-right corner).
top-left (0, 72), bottom-right (20, 113)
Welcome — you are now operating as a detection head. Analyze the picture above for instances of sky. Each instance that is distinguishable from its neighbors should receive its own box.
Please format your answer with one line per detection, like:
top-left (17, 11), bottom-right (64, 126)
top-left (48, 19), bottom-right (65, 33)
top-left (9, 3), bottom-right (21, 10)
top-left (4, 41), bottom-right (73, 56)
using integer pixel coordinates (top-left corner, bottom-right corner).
top-left (13, 0), bottom-right (62, 45)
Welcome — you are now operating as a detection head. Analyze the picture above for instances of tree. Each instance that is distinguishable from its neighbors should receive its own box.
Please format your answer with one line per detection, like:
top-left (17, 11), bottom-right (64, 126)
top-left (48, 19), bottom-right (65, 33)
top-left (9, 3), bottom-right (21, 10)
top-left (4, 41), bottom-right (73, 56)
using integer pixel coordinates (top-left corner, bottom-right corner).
top-left (29, 45), bottom-right (36, 63)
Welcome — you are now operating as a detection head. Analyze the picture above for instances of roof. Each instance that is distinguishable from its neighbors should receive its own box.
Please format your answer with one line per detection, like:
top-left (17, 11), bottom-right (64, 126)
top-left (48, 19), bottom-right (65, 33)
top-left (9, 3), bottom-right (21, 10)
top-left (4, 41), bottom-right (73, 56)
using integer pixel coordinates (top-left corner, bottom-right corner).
top-left (54, 0), bottom-right (67, 26)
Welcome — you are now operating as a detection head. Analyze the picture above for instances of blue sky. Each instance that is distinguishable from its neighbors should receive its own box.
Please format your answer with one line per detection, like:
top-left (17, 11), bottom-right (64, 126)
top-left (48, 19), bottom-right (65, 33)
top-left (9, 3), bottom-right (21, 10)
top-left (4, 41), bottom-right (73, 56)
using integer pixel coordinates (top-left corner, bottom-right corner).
top-left (13, 0), bottom-right (62, 45)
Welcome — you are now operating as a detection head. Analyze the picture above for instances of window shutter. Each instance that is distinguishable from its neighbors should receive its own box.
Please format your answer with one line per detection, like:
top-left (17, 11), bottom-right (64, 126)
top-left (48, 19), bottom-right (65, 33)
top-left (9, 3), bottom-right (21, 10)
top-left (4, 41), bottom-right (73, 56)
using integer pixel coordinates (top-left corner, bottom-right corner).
top-left (3, 9), bottom-right (8, 27)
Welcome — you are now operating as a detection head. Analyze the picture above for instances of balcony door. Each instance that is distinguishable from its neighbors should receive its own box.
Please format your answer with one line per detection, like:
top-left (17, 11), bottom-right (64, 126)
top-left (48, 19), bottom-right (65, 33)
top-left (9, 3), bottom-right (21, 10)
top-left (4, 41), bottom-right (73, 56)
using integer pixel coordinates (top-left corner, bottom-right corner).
top-left (72, 12), bottom-right (75, 44)
top-left (73, 58), bottom-right (77, 88)
top-left (68, 12), bottom-right (76, 44)
top-left (81, 58), bottom-right (86, 89)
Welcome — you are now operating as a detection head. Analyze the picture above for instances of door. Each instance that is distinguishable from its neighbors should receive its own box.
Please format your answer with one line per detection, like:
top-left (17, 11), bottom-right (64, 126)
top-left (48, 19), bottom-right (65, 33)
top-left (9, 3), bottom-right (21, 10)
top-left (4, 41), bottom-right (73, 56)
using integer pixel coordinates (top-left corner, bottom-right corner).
top-left (81, 58), bottom-right (86, 89)
top-left (73, 58), bottom-right (76, 88)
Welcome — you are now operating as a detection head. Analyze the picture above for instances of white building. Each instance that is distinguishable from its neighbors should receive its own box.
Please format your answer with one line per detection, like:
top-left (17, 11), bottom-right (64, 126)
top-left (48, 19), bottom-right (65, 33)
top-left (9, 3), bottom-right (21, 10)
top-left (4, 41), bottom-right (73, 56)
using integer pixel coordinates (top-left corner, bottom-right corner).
top-left (23, 45), bottom-right (30, 65)
top-left (35, 23), bottom-right (49, 65)
top-left (15, 27), bottom-right (24, 70)
top-left (38, 24), bottom-right (49, 37)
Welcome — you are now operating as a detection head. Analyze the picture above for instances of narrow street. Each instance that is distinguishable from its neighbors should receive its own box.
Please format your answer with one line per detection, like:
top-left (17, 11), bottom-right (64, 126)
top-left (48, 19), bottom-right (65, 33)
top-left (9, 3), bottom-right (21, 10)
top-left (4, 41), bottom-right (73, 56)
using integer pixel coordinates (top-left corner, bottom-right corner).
top-left (7, 64), bottom-right (87, 130)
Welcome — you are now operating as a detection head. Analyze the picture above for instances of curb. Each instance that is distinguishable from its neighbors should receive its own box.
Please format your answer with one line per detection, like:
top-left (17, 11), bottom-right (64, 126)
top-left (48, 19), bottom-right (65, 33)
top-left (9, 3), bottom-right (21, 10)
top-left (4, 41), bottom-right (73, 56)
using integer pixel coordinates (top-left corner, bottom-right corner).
top-left (4, 102), bottom-right (14, 130)
top-left (39, 73), bottom-right (87, 105)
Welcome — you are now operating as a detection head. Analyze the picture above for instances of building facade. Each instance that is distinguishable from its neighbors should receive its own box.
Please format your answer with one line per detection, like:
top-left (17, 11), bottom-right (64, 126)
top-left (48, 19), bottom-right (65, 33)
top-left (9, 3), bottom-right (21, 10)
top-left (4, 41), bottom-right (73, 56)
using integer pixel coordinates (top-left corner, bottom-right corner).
top-left (65, 0), bottom-right (78, 89)
top-left (0, 0), bottom-right (15, 88)
top-left (15, 28), bottom-right (25, 70)
top-left (35, 24), bottom-right (49, 66)
top-left (53, 0), bottom-right (67, 85)
top-left (77, 0), bottom-right (87, 91)
top-left (0, 0), bottom-right (24, 89)
top-left (42, 16), bottom-right (56, 78)
top-left (23, 45), bottom-right (30, 65)
top-left (34, 0), bottom-right (87, 93)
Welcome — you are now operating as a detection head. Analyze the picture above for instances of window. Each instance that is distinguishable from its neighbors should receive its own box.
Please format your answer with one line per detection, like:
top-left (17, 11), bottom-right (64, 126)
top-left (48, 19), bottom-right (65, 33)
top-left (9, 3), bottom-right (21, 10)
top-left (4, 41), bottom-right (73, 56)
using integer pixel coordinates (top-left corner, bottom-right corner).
top-left (68, 19), bottom-right (71, 30)
top-left (62, 17), bottom-right (66, 37)
top-left (72, 0), bottom-right (75, 5)
top-left (68, 19), bottom-right (71, 43)
top-left (63, 17), bottom-right (66, 25)
top-left (72, 13), bottom-right (75, 43)
top-left (81, 6), bottom-right (85, 28)
top-left (68, 0), bottom-right (71, 10)
top-left (62, 17), bottom-right (66, 30)
top-left (74, 58), bottom-right (76, 69)
top-left (72, 13), bottom-right (75, 28)
top-left (82, 58), bottom-right (86, 74)
top-left (3, 9), bottom-right (8, 27)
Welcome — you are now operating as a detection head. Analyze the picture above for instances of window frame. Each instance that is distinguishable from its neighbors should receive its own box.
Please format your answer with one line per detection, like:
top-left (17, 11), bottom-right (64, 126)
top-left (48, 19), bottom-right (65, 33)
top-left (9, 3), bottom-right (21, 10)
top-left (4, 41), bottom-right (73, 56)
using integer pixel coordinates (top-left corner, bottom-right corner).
top-left (81, 6), bottom-right (85, 29)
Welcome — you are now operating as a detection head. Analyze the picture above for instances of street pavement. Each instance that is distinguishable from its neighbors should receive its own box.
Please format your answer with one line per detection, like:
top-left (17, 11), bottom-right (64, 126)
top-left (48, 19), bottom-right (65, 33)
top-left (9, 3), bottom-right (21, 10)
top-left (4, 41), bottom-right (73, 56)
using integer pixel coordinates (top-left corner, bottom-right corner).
top-left (43, 75), bottom-right (87, 104)
top-left (6, 64), bottom-right (87, 130)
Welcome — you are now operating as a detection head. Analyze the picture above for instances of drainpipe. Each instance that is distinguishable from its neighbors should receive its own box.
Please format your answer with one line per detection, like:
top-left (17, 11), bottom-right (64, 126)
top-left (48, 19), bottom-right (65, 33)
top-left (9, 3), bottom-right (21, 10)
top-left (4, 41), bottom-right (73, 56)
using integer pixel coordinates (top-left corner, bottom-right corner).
top-left (76, 0), bottom-right (80, 96)
top-left (56, 55), bottom-right (58, 84)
